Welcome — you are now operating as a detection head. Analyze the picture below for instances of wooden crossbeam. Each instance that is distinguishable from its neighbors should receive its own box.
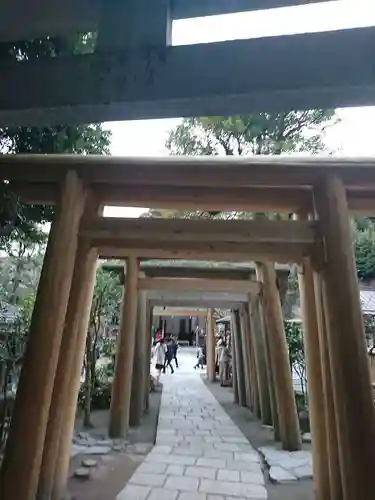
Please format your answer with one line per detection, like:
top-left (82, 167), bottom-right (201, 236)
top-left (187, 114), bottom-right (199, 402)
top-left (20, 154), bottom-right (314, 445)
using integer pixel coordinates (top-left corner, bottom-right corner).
top-left (173, 0), bottom-right (329, 19)
top-left (152, 307), bottom-right (208, 317)
top-left (3, 155), bottom-right (375, 190)
top-left (0, 0), bottom-right (329, 43)
top-left (84, 217), bottom-right (316, 244)
top-left (150, 299), bottom-right (245, 308)
top-left (0, 26), bottom-right (372, 126)
top-left (87, 217), bottom-right (317, 263)
top-left (11, 182), bottom-right (310, 213)
top-left (147, 290), bottom-right (248, 303)
top-left (99, 245), bottom-right (305, 263)
top-left (142, 266), bottom-right (254, 280)
top-left (138, 277), bottom-right (260, 294)
top-left (11, 180), bottom-right (375, 215)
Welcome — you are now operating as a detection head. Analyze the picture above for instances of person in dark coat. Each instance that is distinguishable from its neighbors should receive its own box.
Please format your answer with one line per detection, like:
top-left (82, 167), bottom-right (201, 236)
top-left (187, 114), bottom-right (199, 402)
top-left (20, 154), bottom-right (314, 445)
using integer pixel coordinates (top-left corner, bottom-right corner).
top-left (163, 338), bottom-right (175, 374)
top-left (171, 338), bottom-right (179, 368)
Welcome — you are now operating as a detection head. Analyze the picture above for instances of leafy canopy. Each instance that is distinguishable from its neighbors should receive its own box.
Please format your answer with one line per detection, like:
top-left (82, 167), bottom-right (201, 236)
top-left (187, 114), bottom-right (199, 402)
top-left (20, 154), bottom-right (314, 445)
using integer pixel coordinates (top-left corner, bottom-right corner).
top-left (166, 111), bottom-right (336, 156)
top-left (0, 33), bottom-right (110, 247)
top-left (145, 110), bottom-right (336, 221)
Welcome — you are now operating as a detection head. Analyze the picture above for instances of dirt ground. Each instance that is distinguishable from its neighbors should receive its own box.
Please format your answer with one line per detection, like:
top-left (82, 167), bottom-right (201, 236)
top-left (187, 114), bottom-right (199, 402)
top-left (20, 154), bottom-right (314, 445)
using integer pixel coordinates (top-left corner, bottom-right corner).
top-left (205, 380), bottom-right (315, 500)
top-left (67, 388), bottom-right (162, 500)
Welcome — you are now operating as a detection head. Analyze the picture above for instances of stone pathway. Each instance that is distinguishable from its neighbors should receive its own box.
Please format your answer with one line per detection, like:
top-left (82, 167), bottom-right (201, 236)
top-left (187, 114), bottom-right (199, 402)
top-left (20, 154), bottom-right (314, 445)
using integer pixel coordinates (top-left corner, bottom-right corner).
top-left (117, 349), bottom-right (267, 500)
top-left (259, 446), bottom-right (313, 483)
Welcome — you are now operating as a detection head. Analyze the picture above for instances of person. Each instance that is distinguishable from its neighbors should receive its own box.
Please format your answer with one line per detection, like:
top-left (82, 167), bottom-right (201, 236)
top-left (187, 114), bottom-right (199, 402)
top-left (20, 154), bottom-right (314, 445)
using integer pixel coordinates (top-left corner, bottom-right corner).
top-left (215, 337), bottom-right (224, 374)
top-left (171, 338), bottom-right (179, 368)
top-left (194, 345), bottom-right (204, 369)
top-left (218, 340), bottom-right (231, 386)
top-left (163, 338), bottom-right (175, 374)
top-left (153, 339), bottom-right (165, 382)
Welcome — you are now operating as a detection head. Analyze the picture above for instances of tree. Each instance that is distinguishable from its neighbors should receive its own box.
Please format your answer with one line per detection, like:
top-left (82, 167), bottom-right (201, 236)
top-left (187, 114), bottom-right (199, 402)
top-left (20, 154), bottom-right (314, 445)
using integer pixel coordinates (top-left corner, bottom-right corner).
top-left (81, 267), bottom-right (122, 427)
top-left (0, 231), bottom-right (47, 305)
top-left (284, 320), bottom-right (307, 409)
top-left (0, 33), bottom-right (111, 247)
top-left (352, 218), bottom-right (375, 282)
top-left (148, 111), bottom-right (336, 221)
top-left (166, 112), bottom-right (336, 156)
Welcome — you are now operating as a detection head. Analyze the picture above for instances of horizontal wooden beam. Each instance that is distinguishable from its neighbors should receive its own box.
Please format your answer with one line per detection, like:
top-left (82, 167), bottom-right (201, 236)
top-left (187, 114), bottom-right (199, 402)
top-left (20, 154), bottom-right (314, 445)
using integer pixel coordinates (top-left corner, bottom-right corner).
top-left (11, 179), bottom-right (375, 215)
top-left (0, 27), bottom-right (373, 126)
top-left (139, 277), bottom-right (260, 294)
top-left (89, 217), bottom-right (317, 262)
top-left (142, 266), bottom-right (254, 280)
top-left (84, 217), bottom-right (316, 244)
top-left (4, 154), bottom-right (375, 190)
top-left (98, 243), bottom-right (311, 263)
top-left (172, 0), bottom-right (329, 19)
top-left (10, 182), bottom-right (311, 213)
top-left (150, 299), bottom-right (244, 308)
top-left (152, 307), bottom-right (208, 317)
top-left (148, 290), bottom-right (249, 302)
top-left (0, 0), bottom-right (327, 42)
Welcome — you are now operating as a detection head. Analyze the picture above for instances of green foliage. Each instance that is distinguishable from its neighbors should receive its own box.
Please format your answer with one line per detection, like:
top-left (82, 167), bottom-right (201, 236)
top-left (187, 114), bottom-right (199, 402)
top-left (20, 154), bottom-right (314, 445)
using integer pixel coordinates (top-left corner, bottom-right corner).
top-left (0, 231), bottom-right (46, 305)
top-left (154, 111), bottom-right (336, 221)
top-left (90, 268), bottom-right (122, 334)
top-left (352, 218), bottom-right (375, 282)
top-left (363, 314), bottom-right (375, 346)
top-left (0, 33), bottom-right (111, 248)
top-left (284, 320), bottom-right (307, 408)
top-left (82, 267), bottom-right (121, 426)
top-left (166, 112), bottom-right (336, 156)
top-left (282, 266), bottom-right (300, 320)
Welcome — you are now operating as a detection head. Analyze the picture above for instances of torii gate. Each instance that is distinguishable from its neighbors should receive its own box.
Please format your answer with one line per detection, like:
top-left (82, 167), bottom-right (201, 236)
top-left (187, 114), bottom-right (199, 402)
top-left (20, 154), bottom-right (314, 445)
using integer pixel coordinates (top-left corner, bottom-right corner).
top-left (0, 154), bottom-right (374, 500)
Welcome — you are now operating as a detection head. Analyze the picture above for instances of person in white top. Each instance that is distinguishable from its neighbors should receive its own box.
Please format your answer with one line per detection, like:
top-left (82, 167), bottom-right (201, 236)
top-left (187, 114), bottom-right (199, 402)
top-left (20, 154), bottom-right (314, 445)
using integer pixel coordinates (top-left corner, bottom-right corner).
top-left (153, 339), bottom-right (166, 382)
top-left (218, 340), bottom-right (231, 386)
top-left (194, 346), bottom-right (204, 369)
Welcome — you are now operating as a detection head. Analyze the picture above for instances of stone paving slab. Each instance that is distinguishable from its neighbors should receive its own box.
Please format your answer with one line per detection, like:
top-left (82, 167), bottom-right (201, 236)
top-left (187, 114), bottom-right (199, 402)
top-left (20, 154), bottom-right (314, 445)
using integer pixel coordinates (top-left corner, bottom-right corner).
top-left (116, 349), bottom-right (268, 500)
top-left (259, 445), bottom-right (313, 483)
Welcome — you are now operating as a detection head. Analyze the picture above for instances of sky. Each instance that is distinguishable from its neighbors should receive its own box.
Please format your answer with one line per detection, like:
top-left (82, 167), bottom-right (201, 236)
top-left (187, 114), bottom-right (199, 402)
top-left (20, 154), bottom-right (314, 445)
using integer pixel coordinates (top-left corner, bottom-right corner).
top-left (103, 0), bottom-right (375, 218)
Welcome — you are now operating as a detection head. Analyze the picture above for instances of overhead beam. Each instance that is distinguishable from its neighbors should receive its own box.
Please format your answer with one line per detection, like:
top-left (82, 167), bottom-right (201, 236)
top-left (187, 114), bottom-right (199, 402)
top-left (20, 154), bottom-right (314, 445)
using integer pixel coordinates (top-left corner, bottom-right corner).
top-left (150, 299), bottom-right (245, 308)
top-left (10, 180), bottom-right (375, 216)
top-left (172, 0), bottom-right (330, 19)
top-left (141, 267), bottom-right (254, 281)
top-left (102, 261), bottom-right (289, 281)
top-left (148, 290), bottom-right (248, 302)
top-left (84, 217), bottom-right (317, 244)
top-left (4, 154), bottom-right (375, 190)
top-left (98, 244), bottom-right (311, 263)
top-left (11, 183), bottom-right (311, 213)
top-left (153, 307), bottom-right (208, 317)
top-left (0, 27), bottom-right (374, 126)
top-left (138, 277), bottom-right (260, 294)
top-left (0, 0), bottom-right (333, 43)
top-left (89, 217), bottom-right (317, 263)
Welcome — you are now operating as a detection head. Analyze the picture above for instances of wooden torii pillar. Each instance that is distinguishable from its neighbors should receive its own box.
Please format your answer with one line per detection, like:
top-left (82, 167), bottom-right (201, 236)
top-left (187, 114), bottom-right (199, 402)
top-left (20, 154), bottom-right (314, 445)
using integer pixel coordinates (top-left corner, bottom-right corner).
top-left (0, 171), bottom-right (86, 500)
top-left (232, 310), bottom-right (247, 407)
top-left (206, 309), bottom-right (216, 382)
top-left (248, 296), bottom-right (272, 426)
top-left (257, 262), bottom-right (302, 451)
top-left (239, 307), bottom-right (256, 411)
top-left (38, 196), bottom-right (102, 500)
top-left (144, 302), bottom-right (153, 412)
top-left (314, 272), bottom-right (342, 500)
top-left (296, 212), bottom-right (331, 500)
top-left (130, 290), bottom-right (147, 427)
top-left (231, 313), bottom-right (239, 405)
top-left (243, 305), bottom-right (261, 418)
top-left (109, 256), bottom-right (139, 438)
top-left (313, 174), bottom-right (375, 499)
